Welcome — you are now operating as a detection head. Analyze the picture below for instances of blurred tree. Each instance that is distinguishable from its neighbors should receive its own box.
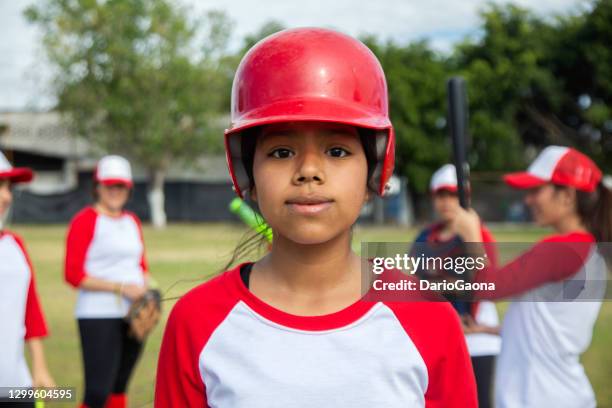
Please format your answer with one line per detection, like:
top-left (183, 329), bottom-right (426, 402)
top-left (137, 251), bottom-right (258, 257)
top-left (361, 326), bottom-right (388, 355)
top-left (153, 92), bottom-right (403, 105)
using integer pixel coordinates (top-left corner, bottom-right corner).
top-left (26, 0), bottom-right (233, 227)
top-left (455, 1), bottom-right (611, 173)
top-left (241, 20), bottom-right (285, 52)
top-left (540, 0), bottom-right (612, 170)
top-left (452, 4), bottom-right (556, 172)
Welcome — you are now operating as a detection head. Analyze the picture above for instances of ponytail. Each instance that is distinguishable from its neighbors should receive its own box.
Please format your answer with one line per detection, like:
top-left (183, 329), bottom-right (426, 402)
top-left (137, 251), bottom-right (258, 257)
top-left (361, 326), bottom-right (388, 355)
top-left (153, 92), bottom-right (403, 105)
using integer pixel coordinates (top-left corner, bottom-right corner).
top-left (576, 181), bottom-right (612, 265)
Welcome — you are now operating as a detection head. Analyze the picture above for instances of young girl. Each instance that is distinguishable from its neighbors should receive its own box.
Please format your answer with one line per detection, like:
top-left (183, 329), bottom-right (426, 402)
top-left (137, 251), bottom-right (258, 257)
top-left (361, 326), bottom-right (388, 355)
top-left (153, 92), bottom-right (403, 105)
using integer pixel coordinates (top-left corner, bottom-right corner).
top-left (155, 28), bottom-right (477, 407)
top-left (0, 151), bottom-right (54, 407)
top-left (412, 164), bottom-right (500, 408)
top-left (64, 155), bottom-right (149, 408)
top-left (452, 146), bottom-right (610, 407)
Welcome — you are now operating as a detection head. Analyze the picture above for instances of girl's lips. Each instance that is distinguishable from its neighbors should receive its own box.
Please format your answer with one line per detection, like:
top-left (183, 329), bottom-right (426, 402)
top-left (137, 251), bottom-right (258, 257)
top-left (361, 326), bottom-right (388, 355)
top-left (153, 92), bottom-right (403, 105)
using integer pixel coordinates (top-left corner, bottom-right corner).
top-left (285, 197), bottom-right (334, 215)
top-left (286, 201), bottom-right (333, 215)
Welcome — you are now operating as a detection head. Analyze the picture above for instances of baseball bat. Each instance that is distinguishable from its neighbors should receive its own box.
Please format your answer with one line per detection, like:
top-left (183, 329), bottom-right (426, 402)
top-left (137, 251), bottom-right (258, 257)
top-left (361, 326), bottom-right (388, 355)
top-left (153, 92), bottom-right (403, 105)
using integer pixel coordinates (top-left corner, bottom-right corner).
top-left (447, 77), bottom-right (470, 209)
top-left (229, 198), bottom-right (273, 242)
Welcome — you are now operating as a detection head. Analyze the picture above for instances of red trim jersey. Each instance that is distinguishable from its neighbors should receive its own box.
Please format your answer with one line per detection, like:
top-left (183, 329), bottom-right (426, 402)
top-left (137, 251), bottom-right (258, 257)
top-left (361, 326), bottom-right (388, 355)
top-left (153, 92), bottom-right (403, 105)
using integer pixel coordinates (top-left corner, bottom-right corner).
top-left (155, 263), bottom-right (477, 407)
top-left (474, 232), bottom-right (605, 407)
top-left (64, 207), bottom-right (148, 318)
top-left (0, 230), bottom-right (48, 387)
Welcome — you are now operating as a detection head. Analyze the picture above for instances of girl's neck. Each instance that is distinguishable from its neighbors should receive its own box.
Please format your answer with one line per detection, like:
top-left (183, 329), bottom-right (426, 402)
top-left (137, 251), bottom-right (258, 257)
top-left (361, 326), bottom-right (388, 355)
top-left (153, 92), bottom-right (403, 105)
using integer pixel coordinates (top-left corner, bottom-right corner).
top-left (94, 202), bottom-right (123, 218)
top-left (257, 229), bottom-right (361, 295)
top-left (553, 213), bottom-right (588, 235)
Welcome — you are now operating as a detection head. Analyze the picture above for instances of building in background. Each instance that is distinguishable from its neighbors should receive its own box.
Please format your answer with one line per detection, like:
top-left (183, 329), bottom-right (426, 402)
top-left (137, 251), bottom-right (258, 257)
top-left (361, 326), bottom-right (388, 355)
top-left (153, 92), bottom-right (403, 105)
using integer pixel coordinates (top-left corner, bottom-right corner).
top-left (0, 111), bottom-right (238, 223)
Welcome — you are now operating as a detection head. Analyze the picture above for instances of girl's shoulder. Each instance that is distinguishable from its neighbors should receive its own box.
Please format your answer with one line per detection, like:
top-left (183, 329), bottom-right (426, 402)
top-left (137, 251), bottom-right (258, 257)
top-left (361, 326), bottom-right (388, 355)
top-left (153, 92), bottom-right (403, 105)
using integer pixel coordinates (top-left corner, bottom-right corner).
top-left (0, 230), bottom-right (32, 261)
top-left (383, 301), bottom-right (463, 344)
top-left (122, 210), bottom-right (142, 224)
top-left (168, 265), bottom-right (244, 327)
top-left (0, 229), bottom-right (25, 247)
top-left (70, 206), bottom-right (97, 224)
top-left (382, 301), bottom-right (468, 363)
top-left (383, 300), bottom-right (461, 332)
top-left (540, 231), bottom-right (595, 243)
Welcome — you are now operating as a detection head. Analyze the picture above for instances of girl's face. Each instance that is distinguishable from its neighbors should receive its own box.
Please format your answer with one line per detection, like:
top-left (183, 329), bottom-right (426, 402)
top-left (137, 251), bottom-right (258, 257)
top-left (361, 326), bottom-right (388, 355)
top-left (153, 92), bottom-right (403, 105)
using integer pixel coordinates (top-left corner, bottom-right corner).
top-left (0, 179), bottom-right (12, 218)
top-left (524, 183), bottom-right (575, 226)
top-left (432, 190), bottom-right (460, 223)
top-left (96, 183), bottom-right (130, 213)
top-left (252, 122), bottom-right (369, 245)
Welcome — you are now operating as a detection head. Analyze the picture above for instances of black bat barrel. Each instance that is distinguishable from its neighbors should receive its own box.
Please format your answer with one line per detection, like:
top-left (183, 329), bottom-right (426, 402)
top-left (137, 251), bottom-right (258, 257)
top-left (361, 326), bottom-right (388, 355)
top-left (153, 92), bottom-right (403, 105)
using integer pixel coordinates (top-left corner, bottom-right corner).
top-left (447, 77), bottom-right (470, 209)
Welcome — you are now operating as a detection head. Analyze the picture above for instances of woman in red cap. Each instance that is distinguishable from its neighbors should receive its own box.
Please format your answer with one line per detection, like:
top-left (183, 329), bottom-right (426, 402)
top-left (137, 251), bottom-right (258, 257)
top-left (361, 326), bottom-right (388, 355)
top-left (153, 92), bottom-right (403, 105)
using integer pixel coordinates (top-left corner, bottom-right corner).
top-left (451, 145), bottom-right (611, 407)
top-left (155, 28), bottom-right (477, 408)
top-left (65, 155), bottom-right (150, 408)
top-left (0, 151), bottom-right (55, 407)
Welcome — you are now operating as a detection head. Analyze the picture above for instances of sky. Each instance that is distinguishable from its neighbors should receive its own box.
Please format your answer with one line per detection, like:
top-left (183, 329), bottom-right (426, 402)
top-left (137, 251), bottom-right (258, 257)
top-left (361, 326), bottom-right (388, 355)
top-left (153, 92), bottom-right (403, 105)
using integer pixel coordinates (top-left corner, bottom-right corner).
top-left (0, 0), bottom-right (587, 111)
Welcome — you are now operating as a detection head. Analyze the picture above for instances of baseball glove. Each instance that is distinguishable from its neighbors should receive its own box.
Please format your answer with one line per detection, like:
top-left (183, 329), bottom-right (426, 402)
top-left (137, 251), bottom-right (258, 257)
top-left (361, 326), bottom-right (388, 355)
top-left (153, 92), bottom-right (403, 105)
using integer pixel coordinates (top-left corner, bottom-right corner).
top-left (125, 289), bottom-right (162, 342)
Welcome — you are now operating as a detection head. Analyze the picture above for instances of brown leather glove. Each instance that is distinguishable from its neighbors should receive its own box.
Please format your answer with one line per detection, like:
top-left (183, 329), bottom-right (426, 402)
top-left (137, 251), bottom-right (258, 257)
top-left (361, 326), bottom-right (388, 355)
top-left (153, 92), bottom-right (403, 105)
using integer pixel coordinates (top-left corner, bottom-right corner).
top-left (125, 289), bottom-right (162, 342)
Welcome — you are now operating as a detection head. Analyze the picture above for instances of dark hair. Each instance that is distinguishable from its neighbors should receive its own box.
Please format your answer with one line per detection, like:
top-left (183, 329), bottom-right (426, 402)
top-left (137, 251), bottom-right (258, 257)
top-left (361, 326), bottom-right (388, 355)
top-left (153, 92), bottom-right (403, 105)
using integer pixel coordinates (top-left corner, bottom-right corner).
top-left (220, 212), bottom-right (270, 272)
top-left (555, 182), bottom-right (612, 265)
top-left (92, 181), bottom-right (99, 201)
top-left (576, 182), bottom-right (612, 244)
top-left (223, 126), bottom-right (380, 272)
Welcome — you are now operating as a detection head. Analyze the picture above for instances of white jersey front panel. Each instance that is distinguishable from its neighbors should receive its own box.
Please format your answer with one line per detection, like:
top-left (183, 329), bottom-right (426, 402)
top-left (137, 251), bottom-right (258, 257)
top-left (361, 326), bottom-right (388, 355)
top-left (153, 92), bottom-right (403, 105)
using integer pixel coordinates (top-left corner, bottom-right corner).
top-left (495, 248), bottom-right (606, 408)
top-left (200, 302), bottom-right (429, 408)
top-left (0, 235), bottom-right (32, 387)
top-left (75, 214), bottom-right (145, 318)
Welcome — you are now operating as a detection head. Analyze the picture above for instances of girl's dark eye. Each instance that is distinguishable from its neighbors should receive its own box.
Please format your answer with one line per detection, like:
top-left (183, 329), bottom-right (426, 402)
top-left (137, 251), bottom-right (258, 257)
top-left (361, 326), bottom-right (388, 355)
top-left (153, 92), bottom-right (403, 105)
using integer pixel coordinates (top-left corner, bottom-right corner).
top-left (327, 147), bottom-right (350, 158)
top-left (270, 148), bottom-right (294, 158)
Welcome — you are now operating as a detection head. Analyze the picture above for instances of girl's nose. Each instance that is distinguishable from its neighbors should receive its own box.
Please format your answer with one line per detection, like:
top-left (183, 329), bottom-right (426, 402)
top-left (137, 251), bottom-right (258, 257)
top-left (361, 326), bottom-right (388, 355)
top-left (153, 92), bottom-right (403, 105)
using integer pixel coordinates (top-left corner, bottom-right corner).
top-left (292, 150), bottom-right (325, 186)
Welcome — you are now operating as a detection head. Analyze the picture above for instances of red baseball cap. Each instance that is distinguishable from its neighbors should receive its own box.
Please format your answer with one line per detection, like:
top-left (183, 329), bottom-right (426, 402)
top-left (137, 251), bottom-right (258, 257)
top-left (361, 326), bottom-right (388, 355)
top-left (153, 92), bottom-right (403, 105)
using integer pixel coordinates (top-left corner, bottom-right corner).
top-left (504, 146), bottom-right (602, 193)
top-left (0, 151), bottom-right (33, 184)
top-left (429, 163), bottom-right (472, 194)
top-left (430, 164), bottom-right (458, 193)
top-left (94, 155), bottom-right (133, 187)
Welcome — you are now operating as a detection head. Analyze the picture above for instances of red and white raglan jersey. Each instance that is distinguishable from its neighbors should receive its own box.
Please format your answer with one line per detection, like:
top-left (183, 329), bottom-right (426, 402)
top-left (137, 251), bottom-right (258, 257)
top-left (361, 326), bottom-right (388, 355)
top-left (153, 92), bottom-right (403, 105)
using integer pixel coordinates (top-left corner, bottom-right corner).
top-left (0, 231), bottom-right (48, 388)
top-left (65, 207), bottom-right (148, 318)
top-left (155, 263), bottom-right (477, 408)
top-left (474, 232), bottom-right (605, 408)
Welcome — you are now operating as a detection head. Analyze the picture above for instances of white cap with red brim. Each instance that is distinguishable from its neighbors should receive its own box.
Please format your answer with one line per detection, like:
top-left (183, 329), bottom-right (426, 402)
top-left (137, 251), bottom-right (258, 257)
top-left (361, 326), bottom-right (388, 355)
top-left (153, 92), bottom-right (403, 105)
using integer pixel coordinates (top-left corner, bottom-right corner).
top-left (0, 151), bottom-right (33, 184)
top-left (430, 164), bottom-right (459, 193)
top-left (504, 146), bottom-right (602, 193)
top-left (95, 155), bottom-right (133, 187)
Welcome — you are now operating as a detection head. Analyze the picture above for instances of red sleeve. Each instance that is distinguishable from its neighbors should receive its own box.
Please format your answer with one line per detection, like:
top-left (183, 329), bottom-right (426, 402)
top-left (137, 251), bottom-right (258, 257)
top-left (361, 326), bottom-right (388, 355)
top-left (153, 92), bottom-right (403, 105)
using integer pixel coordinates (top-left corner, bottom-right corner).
top-left (11, 233), bottom-right (49, 339)
top-left (155, 272), bottom-right (239, 408)
top-left (64, 208), bottom-right (97, 288)
top-left (155, 300), bottom-right (208, 407)
top-left (475, 232), bottom-right (595, 299)
top-left (127, 212), bottom-right (148, 274)
top-left (480, 225), bottom-right (498, 270)
top-left (386, 302), bottom-right (478, 407)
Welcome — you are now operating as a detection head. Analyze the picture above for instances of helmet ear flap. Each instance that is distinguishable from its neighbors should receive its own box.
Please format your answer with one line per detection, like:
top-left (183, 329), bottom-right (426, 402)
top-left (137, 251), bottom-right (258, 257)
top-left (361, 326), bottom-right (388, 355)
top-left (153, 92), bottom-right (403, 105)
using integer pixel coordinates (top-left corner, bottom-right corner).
top-left (225, 131), bottom-right (251, 199)
top-left (367, 128), bottom-right (395, 197)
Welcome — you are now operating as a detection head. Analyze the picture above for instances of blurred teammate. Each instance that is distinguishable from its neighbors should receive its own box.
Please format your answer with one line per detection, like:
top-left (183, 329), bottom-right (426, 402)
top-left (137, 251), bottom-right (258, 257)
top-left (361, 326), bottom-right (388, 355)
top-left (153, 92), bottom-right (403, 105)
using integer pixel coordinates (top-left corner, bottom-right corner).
top-left (412, 164), bottom-right (500, 408)
top-left (0, 151), bottom-right (54, 408)
top-left (65, 155), bottom-right (150, 408)
top-left (452, 146), bottom-right (611, 407)
top-left (155, 28), bottom-right (477, 407)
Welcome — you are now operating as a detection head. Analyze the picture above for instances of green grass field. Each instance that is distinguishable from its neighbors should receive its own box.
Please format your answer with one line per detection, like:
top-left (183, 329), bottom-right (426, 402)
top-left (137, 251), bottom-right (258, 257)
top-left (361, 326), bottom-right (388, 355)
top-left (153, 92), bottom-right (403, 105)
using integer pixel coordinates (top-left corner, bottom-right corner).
top-left (14, 223), bottom-right (612, 407)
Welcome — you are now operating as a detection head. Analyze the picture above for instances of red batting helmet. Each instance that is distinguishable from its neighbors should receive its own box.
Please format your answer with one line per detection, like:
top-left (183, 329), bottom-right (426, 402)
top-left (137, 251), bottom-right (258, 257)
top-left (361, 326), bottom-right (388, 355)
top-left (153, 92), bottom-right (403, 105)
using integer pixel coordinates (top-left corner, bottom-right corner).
top-left (224, 27), bottom-right (395, 198)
